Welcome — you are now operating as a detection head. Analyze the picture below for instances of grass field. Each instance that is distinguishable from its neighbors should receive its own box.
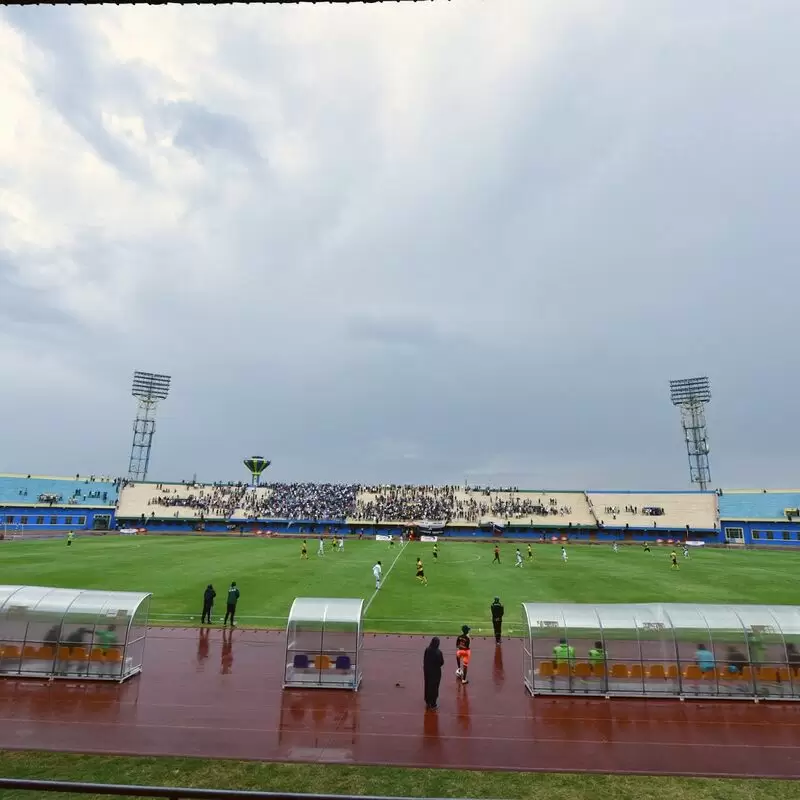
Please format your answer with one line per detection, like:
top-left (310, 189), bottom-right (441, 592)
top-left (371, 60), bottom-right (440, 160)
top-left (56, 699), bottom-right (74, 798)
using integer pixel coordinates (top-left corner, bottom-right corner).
top-left (2, 751), bottom-right (800, 800)
top-left (1, 535), bottom-right (798, 633)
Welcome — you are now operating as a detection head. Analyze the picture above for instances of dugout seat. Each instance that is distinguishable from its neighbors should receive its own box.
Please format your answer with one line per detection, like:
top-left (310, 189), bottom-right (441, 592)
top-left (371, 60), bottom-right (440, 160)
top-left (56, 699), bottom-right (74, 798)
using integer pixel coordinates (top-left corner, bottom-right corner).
top-left (573, 662), bottom-right (592, 679)
top-left (629, 664), bottom-right (643, 680)
top-left (538, 662), bottom-right (554, 678)
top-left (335, 655), bottom-right (351, 670)
top-left (610, 664), bottom-right (629, 679)
top-left (314, 655), bottom-right (331, 670)
top-left (293, 654), bottom-right (310, 669)
top-left (0, 645), bottom-right (21, 660)
top-left (648, 664), bottom-right (666, 680)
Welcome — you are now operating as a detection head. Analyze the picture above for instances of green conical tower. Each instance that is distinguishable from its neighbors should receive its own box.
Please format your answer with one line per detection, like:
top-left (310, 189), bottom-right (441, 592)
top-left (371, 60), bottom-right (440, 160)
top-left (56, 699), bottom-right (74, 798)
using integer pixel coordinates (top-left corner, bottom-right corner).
top-left (243, 457), bottom-right (271, 486)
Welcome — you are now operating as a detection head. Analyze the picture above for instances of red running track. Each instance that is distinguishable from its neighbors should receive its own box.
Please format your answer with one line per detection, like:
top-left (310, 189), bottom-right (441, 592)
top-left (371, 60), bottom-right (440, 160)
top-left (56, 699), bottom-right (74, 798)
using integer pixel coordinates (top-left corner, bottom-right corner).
top-left (0, 628), bottom-right (799, 778)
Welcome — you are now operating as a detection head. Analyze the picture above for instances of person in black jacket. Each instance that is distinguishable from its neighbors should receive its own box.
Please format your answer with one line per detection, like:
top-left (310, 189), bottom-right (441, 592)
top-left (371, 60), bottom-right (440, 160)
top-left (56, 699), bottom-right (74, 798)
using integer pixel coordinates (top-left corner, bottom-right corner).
top-left (202, 584), bottom-right (216, 624)
top-left (423, 637), bottom-right (444, 710)
top-left (491, 597), bottom-right (504, 644)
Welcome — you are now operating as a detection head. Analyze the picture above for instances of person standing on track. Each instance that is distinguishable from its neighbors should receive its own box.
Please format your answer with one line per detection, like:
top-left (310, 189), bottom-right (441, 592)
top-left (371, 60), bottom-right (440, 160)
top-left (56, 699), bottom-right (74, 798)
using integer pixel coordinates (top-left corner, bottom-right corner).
top-left (491, 597), bottom-right (504, 645)
top-left (201, 584), bottom-right (216, 624)
top-left (455, 625), bottom-right (471, 685)
top-left (223, 581), bottom-right (240, 627)
top-left (423, 637), bottom-right (444, 711)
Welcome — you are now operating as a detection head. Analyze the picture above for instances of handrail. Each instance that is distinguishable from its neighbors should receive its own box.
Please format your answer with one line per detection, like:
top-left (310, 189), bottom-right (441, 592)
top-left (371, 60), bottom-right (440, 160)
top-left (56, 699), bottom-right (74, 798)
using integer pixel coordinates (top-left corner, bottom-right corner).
top-left (0, 779), bottom-right (478, 800)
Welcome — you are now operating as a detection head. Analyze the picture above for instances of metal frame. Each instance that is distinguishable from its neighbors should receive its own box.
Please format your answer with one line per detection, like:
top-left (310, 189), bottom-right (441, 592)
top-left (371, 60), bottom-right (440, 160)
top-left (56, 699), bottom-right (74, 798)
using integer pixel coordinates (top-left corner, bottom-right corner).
top-left (669, 377), bottom-right (712, 491)
top-left (0, 586), bottom-right (152, 683)
top-left (523, 602), bottom-right (800, 702)
top-left (128, 371), bottom-right (172, 482)
top-left (283, 598), bottom-right (364, 691)
top-left (0, 779), bottom-right (481, 800)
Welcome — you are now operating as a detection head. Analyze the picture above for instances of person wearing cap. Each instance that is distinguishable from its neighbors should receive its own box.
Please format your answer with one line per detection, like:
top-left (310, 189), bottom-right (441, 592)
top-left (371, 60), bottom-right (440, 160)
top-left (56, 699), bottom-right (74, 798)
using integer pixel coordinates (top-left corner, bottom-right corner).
top-left (223, 581), bottom-right (240, 627)
top-left (490, 597), bottom-right (504, 645)
top-left (455, 625), bottom-right (471, 684)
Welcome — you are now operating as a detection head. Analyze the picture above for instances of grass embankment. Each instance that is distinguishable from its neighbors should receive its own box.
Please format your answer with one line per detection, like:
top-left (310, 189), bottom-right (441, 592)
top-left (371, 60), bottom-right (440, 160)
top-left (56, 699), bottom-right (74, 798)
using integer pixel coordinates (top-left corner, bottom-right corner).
top-left (1, 751), bottom-right (798, 800)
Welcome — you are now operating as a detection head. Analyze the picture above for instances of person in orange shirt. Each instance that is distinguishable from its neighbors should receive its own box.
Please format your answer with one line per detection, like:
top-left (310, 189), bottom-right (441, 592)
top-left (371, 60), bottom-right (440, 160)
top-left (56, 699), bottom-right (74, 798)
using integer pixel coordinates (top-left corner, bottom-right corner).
top-left (455, 625), bottom-right (471, 685)
top-left (492, 545), bottom-right (500, 564)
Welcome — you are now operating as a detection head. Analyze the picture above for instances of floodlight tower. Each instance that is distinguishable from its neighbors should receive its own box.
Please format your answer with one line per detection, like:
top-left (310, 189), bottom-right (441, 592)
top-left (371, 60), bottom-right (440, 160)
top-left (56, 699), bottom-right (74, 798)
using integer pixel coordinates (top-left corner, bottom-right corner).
top-left (128, 371), bottom-right (171, 481)
top-left (669, 376), bottom-right (712, 491)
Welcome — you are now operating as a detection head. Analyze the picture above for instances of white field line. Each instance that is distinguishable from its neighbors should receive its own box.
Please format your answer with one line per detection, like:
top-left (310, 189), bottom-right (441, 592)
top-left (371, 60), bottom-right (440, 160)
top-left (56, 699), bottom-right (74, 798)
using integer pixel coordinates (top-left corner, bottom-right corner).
top-left (363, 539), bottom-right (409, 615)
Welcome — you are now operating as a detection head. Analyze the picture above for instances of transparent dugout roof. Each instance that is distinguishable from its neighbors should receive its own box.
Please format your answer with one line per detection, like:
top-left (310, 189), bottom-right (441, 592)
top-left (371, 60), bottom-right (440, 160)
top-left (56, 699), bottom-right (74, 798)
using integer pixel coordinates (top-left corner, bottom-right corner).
top-left (0, 585), bottom-right (151, 623)
top-left (522, 602), bottom-right (800, 636)
top-left (288, 598), bottom-right (364, 625)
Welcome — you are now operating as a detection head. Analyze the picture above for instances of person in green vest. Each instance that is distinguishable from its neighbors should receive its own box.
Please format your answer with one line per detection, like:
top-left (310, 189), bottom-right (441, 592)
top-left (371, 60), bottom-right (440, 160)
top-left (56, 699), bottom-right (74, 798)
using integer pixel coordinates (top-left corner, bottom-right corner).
top-left (588, 641), bottom-right (605, 670)
top-left (97, 625), bottom-right (118, 651)
top-left (552, 638), bottom-right (575, 666)
top-left (747, 628), bottom-right (766, 665)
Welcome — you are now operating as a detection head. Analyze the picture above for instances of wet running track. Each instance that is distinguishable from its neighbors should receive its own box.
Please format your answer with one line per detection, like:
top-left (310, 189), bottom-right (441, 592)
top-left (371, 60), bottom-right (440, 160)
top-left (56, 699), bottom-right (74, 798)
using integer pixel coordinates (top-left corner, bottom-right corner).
top-left (0, 628), bottom-right (799, 778)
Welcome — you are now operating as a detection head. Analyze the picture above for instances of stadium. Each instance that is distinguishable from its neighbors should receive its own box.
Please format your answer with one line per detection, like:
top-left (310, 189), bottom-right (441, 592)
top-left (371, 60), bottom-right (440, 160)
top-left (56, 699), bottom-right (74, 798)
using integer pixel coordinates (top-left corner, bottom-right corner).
top-left (3, 1), bottom-right (800, 799)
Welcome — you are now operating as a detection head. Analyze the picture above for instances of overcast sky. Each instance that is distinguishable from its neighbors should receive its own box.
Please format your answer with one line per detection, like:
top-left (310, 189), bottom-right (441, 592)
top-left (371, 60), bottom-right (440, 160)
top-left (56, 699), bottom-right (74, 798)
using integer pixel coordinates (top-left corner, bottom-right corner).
top-left (1, 1), bottom-right (798, 490)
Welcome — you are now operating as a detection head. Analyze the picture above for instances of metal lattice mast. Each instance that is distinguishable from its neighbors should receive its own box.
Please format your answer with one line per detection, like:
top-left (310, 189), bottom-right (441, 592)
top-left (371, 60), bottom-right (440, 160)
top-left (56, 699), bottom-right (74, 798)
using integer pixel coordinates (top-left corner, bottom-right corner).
top-left (669, 376), bottom-right (712, 491)
top-left (128, 371), bottom-right (171, 481)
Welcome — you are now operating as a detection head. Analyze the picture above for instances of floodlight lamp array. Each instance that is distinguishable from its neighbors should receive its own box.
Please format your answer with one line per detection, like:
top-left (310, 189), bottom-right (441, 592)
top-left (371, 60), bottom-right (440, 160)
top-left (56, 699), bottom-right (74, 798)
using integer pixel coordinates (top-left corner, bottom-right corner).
top-left (131, 371), bottom-right (172, 401)
top-left (669, 376), bottom-right (710, 406)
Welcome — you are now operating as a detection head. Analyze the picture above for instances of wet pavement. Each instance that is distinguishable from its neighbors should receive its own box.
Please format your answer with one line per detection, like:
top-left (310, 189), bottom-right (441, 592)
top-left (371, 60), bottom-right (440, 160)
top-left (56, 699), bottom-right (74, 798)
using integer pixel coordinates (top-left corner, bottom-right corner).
top-left (0, 628), bottom-right (799, 778)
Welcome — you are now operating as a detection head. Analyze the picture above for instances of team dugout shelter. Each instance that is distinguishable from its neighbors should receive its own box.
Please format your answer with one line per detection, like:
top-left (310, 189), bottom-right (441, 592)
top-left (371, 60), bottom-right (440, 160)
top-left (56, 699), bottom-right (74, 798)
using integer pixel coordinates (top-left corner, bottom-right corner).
top-left (0, 585), bottom-right (151, 682)
top-left (284, 597), bottom-right (363, 691)
top-left (523, 602), bottom-right (800, 701)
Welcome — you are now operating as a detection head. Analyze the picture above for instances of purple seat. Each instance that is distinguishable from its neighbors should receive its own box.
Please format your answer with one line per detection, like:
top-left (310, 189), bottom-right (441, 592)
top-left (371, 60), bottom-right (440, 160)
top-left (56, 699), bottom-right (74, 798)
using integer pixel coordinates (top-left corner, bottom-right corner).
top-left (293, 654), bottom-right (309, 669)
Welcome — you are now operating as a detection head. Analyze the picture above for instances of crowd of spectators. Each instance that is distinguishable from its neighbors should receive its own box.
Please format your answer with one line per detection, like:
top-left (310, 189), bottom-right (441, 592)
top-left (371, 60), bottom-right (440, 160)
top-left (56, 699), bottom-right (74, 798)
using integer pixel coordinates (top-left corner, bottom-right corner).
top-left (147, 483), bottom-right (247, 518)
top-left (356, 485), bottom-right (456, 523)
top-left (242, 483), bottom-right (359, 520)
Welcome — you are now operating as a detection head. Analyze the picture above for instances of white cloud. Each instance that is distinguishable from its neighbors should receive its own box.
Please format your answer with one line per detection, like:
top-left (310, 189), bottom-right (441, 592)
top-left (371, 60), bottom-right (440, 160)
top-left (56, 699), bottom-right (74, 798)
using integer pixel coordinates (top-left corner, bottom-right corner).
top-left (1, 1), bottom-right (799, 488)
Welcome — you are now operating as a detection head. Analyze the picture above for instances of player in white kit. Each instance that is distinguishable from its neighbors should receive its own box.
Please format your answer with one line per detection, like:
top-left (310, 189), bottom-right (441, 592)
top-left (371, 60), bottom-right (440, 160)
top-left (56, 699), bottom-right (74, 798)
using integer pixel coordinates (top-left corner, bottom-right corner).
top-left (515, 549), bottom-right (523, 567)
top-left (612, 541), bottom-right (618, 553)
top-left (372, 561), bottom-right (382, 590)
top-left (338, 536), bottom-right (344, 552)
top-left (561, 546), bottom-right (568, 563)
top-left (317, 537), bottom-right (325, 556)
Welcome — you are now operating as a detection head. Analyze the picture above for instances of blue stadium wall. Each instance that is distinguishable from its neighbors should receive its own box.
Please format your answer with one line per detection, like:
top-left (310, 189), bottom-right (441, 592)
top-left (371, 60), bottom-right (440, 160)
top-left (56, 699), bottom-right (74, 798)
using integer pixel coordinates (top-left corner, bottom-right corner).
top-left (718, 491), bottom-right (800, 546)
top-left (2, 506), bottom-right (115, 532)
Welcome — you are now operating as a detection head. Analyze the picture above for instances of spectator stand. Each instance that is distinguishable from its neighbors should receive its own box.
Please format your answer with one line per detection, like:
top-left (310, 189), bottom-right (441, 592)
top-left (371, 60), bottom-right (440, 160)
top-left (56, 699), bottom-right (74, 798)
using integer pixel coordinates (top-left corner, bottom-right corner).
top-left (522, 601), bottom-right (800, 702)
top-left (284, 598), bottom-right (363, 691)
top-left (0, 585), bottom-right (151, 682)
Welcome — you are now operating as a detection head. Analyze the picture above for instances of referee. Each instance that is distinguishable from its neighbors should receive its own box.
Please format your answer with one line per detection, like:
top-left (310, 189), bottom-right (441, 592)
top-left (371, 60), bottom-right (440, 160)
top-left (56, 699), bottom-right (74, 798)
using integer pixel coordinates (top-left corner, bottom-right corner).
top-left (491, 597), bottom-right (504, 645)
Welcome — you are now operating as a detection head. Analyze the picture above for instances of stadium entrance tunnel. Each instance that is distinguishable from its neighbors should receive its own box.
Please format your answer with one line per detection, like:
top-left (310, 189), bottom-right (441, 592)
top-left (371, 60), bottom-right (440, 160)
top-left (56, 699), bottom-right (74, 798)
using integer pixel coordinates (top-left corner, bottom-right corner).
top-left (0, 586), bottom-right (151, 682)
top-left (284, 598), bottom-right (363, 691)
top-left (522, 602), bottom-right (800, 701)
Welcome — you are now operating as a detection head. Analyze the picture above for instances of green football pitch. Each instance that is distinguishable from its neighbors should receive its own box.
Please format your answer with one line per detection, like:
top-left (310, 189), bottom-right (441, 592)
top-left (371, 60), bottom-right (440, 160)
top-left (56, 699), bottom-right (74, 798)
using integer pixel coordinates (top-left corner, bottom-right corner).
top-left (1, 536), bottom-right (798, 634)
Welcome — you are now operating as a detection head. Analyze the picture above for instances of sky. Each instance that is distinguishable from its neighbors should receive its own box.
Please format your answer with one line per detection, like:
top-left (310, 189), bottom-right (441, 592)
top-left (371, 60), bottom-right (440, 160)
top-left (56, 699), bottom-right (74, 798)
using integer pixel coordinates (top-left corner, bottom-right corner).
top-left (1, 1), bottom-right (799, 490)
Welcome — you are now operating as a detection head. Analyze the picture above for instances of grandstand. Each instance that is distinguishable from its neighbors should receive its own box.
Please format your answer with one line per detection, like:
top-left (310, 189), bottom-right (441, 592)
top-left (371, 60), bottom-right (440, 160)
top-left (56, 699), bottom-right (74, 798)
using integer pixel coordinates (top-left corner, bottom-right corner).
top-left (0, 473), bottom-right (117, 534)
top-left (719, 489), bottom-right (800, 546)
top-left (11, 470), bottom-right (800, 546)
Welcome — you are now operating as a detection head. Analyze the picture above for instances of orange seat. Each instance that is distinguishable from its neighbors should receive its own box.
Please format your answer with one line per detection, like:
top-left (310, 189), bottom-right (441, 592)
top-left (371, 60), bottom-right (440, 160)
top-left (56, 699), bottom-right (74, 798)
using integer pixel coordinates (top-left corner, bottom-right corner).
top-left (90, 648), bottom-right (105, 662)
top-left (574, 662), bottom-right (592, 679)
top-left (629, 664), bottom-right (643, 680)
top-left (105, 648), bottom-right (122, 663)
top-left (1, 645), bottom-right (21, 660)
top-left (71, 646), bottom-right (88, 661)
top-left (742, 666), bottom-right (753, 681)
top-left (648, 664), bottom-right (666, 680)
top-left (667, 664), bottom-right (679, 680)
top-left (758, 666), bottom-right (779, 683)
top-left (57, 646), bottom-right (71, 661)
top-left (719, 668), bottom-right (740, 681)
top-left (592, 664), bottom-right (606, 678)
top-left (539, 662), bottom-right (554, 678)
top-left (555, 662), bottom-right (571, 678)
top-left (37, 645), bottom-right (54, 660)
top-left (683, 665), bottom-right (703, 680)
top-left (23, 645), bottom-right (39, 658)
top-left (779, 667), bottom-right (792, 683)
top-left (313, 655), bottom-right (331, 670)
top-left (610, 664), bottom-right (629, 679)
